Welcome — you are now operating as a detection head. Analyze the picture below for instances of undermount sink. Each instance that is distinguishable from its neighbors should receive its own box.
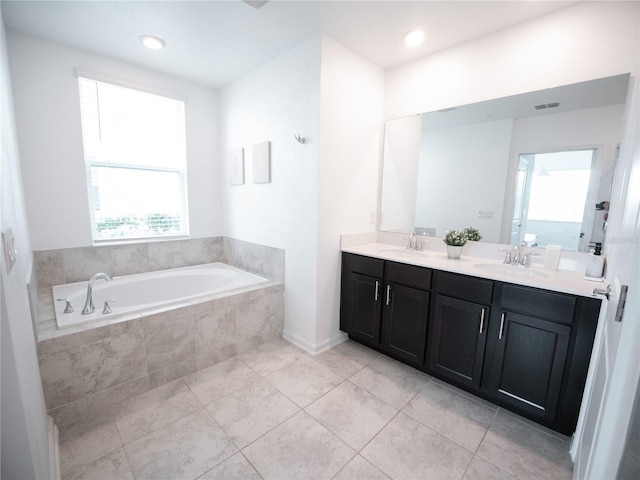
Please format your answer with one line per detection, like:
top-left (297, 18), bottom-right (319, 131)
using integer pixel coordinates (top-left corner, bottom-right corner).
top-left (473, 263), bottom-right (548, 278)
top-left (377, 248), bottom-right (428, 258)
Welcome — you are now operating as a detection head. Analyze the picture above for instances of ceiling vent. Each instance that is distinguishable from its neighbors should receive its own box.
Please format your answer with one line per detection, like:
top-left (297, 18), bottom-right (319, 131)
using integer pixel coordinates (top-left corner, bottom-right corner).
top-left (534, 102), bottom-right (560, 110)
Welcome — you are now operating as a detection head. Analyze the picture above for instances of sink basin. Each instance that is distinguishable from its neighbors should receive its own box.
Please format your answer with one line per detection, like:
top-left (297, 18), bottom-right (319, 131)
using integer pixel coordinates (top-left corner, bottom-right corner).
top-left (473, 263), bottom-right (548, 278)
top-left (377, 248), bottom-right (428, 258)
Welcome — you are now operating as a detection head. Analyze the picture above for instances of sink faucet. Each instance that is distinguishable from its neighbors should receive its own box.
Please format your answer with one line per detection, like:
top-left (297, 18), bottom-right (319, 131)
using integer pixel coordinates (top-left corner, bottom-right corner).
top-left (406, 233), bottom-right (427, 252)
top-left (500, 242), bottom-right (536, 267)
top-left (81, 272), bottom-right (112, 315)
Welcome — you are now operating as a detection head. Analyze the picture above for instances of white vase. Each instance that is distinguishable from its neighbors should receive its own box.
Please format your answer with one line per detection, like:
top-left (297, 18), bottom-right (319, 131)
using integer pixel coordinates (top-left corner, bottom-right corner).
top-left (446, 245), bottom-right (464, 260)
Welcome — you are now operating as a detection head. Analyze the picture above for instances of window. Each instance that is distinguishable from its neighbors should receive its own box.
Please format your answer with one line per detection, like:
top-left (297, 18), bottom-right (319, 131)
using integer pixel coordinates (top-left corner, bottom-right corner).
top-left (78, 76), bottom-right (189, 242)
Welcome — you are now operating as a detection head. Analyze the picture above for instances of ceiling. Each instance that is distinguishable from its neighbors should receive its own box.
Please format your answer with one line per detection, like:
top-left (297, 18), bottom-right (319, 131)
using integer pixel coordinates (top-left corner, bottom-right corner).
top-left (1, 0), bottom-right (579, 89)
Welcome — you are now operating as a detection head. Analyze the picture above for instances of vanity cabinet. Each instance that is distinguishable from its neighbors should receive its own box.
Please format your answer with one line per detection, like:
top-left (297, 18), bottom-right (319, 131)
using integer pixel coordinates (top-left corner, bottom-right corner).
top-left (427, 271), bottom-right (494, 389)
top-left (381, 262), bottom-right (431, 365)
top-left (483, 284), bottom-right (584, 430)
top-left (340, 253), bottom-right (384, 346)
top-left (340, 253), bottom-right (431, 365)
top-left (340, 251), bottom-right (601, 435)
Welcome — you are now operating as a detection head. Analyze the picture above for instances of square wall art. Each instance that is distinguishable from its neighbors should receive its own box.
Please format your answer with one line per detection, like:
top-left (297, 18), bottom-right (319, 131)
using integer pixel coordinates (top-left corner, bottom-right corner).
top-left (229, 148), bottom-right (244, 185)
top-left (253, 141), bottom-right (271, 184)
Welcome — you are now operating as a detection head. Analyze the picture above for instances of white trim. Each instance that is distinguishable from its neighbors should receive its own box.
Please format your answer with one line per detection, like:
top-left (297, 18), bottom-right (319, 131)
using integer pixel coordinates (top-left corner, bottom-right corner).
top-left (282, 329), bottom-right (348, 354)
top-left (313, 332), bottom-right (349, 355)
top-left (74, 68), bottom-right (188, 103)
top-left (48, 416), bottom-right (61, 480)
top-left (282, 329), bottom-right (316, 354)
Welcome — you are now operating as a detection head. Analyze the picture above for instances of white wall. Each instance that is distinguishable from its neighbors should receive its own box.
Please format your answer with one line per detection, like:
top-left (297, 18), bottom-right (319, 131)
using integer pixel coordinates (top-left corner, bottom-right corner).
top-left (220, 36), bottom-right (322, 351)
top-left (0, 16), bottom-right (51, 479)
top-left (416, 119), bottom-right (513, 242)
top-left (6, 31), bottom-right (221, 251)
top-left (385, 1), bottom-right (640, 120)
top-left (220, 35), bottom-right (384, 352)
top-left (316, 36), bottom-right (384, 351)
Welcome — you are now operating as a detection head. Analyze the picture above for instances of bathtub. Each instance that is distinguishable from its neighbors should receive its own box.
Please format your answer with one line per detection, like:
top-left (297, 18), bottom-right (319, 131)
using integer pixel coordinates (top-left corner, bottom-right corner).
top-left (52, 262), bottom-right (269, 329)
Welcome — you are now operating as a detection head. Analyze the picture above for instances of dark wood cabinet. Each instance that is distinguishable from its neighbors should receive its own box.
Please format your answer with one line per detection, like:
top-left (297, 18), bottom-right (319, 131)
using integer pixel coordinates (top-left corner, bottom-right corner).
top-left (340, 254), bottom-right (383, 346)
top-left (429, 295), bottom-right (488, 388)
top-left (490, 310), bottom-right (571, 421)
top-left (481, 283), bottom-right (599, 433)
top-left (382, 282), bottom-right (430, 365)
top-left (340, 253), bottom-right (431, 365)
top-left (427, 271), bottom-right (493, 389)
top-left (340, 251), bottom-right (600, 435)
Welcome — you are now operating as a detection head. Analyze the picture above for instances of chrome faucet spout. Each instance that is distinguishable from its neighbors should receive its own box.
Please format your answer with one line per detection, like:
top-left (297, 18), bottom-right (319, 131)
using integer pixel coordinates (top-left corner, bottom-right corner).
top-left (81, 273), bottom-right (112, 315)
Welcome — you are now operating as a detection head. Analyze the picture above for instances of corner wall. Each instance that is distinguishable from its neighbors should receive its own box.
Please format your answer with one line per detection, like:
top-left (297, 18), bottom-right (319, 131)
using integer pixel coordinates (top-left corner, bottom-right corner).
top-left (219, 36), bottom-right (322, 351)
top-left (1, 13), bottom-right (51, 479)
top-left (316, 36), bottom-right (384, 351)
top-left (6, 31), bottom-right (221, 251)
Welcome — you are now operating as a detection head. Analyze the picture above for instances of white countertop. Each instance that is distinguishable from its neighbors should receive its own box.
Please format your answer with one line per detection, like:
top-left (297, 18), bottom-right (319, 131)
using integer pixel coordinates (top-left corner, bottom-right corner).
top-left (342, 242), bottom-right (604, 299)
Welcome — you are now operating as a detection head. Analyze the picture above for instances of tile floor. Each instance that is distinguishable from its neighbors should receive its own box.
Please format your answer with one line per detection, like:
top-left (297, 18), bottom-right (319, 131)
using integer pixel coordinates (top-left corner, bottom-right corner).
top-left (58, 339), bottom-right (574, 480)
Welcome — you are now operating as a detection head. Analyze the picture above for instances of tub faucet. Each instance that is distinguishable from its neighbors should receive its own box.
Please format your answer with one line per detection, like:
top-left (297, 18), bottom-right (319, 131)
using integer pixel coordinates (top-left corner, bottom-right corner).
top-left (81, 272), bottom-right (112, 315)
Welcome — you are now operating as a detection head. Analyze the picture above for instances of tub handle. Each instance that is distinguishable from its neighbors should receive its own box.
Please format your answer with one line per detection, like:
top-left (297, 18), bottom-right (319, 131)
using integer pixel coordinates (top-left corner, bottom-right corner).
top-left (103, 299), bottom-right (116, 314)
top-left (56, 298), bottom-right (75, 314)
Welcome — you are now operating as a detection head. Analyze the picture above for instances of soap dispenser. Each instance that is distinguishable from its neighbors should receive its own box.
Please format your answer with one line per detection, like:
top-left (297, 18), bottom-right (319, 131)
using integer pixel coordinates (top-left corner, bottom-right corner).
top-left (585, 243), bottom-right (606, 279)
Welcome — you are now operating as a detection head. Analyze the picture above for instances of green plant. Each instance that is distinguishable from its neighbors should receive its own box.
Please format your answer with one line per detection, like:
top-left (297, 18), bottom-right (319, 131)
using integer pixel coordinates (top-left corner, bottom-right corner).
top-left (443, 229), bottom-right (467, 246)
top-left (463, 226), bottom-right (482, 242)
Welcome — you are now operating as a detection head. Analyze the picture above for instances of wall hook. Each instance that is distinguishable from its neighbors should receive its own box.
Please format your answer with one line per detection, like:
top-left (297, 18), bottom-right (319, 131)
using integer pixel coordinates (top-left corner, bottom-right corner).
top-left (294, 134), bottom-right (306, 144)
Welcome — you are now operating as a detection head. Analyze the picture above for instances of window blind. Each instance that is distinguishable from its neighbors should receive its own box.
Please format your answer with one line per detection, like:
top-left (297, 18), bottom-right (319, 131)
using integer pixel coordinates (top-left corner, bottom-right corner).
top-left (78, 76), bottom-right (189, 241)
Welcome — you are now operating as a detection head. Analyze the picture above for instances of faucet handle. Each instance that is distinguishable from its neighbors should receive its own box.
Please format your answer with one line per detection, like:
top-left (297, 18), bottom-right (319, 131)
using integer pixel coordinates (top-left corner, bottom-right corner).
top-left (499, 248), bottom-right (512, 264)
top-left (405, 233), bottom-right (416, 250)
top-left (56, 298), bottom-right (75, 314)
top-left (103, 299), bottom-right (116, 314)
top-left (520, 252), bottom-right (539, 267)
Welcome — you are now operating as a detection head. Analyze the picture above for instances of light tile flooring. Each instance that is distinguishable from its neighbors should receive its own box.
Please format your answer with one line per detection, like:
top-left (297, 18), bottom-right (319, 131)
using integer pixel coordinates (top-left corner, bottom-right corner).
top-left (59, 339), bottom-right (574, 480)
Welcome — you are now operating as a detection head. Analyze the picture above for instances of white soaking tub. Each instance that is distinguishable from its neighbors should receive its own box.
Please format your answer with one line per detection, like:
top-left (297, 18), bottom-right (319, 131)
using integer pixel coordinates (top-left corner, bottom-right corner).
top-left (52, 262), bottom-right (268, 329)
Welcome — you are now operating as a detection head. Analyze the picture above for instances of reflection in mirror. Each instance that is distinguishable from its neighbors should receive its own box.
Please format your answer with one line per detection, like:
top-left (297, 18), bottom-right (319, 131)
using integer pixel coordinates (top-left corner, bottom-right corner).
top-left (379, 74), bottom-right (629, 252)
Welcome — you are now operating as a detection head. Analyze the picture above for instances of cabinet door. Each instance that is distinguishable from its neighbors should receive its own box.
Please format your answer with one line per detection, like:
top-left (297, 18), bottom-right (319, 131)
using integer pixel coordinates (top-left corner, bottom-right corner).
top-left (492, 310), bottom-right (570, 421)
top-left (345, 272), bottom-right (382, 346)
top-left (428, 295), bottom-right (488, 389)
top-left (382, 283), bottom-right (430, 365)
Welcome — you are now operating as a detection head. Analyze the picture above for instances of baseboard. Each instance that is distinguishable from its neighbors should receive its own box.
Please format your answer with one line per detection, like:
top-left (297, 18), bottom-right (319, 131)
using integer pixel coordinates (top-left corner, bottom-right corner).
top-left (282, 329), bottom-right (316, 353)
top-left (313, 332), bottom-right (348, 355)
top-left (48, 416), bottom-right (61, 480)
top-left (282, 329), bottom-right (348, 354)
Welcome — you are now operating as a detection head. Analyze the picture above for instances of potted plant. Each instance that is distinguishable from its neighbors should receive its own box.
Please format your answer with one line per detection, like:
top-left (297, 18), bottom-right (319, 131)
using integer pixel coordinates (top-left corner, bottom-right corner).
top-left (443, 229), bottom-right (467, 259)
top-left (463, 226), bottom-right (482, 242)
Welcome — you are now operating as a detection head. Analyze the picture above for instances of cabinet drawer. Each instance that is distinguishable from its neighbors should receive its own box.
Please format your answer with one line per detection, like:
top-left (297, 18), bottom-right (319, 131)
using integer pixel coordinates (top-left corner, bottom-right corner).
top-left (386, 261), bottom-right (432, 290)
top-left (435, 271), bottom-right (493, 305)
top-left (501, 284), bottom-right (576, 325)
top-left (343, 252), bottom-right (384, 278)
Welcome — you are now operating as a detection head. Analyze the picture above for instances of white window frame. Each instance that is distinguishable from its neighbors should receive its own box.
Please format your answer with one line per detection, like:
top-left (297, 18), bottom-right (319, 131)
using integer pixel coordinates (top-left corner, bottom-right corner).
top-left (77, 72), bottom-right (190, 243)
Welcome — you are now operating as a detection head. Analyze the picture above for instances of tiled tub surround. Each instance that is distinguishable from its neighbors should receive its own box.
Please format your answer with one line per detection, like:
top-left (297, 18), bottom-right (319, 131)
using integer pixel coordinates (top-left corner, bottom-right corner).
top-left (38, 282), bottom-right (284, 429)
top-left (34, 237), bottom-right (285, 428)
top-left (34, 236), bottom-right (284, 290)
top-left (34, 236), bottom-right (283, 338)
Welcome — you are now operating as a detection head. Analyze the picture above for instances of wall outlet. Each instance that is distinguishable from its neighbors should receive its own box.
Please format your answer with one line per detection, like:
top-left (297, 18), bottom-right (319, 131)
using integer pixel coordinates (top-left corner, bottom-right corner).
top-left (370, 211), bottom-right (377, 225)
top-left (477, 210), bottom-right (494, 219)
top-left (2, 228), bottom-right (17, 274)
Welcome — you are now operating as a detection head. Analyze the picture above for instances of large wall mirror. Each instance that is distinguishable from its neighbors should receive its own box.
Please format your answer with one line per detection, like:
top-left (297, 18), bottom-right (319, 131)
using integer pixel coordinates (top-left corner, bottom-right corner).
top-left (380, 74), bottom-right (630, 252)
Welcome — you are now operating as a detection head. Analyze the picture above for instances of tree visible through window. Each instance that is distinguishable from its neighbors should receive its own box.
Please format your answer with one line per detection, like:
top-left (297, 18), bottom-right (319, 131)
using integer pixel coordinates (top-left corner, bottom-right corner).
top-left (78, 76), bottom-right (189, 241)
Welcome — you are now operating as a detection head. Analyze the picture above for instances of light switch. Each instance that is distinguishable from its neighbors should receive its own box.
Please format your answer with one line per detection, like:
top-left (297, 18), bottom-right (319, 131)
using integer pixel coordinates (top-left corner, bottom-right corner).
top-left (2, 228), bottom-right (17, 274)
top-left (477, 211), bottom-right (494, 219)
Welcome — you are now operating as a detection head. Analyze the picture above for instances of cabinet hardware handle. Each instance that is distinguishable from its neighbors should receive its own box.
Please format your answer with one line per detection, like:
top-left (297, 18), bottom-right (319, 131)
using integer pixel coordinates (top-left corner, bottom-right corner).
top-left (374, 281), bottom-right (380, 301)
top-left (499, 312), bottom-right (506, 339)
top-left (386, 285), bottom-right (392, 306)
top-left (479, 308), bottom-right (485, 334)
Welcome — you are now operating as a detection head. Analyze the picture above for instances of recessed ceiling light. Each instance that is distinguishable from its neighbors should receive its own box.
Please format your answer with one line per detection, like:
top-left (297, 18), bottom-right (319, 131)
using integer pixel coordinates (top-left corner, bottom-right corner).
top-left (403, 30), bottom-right (425, 48)
top-left (139, 35), bottom-right (166, 50)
